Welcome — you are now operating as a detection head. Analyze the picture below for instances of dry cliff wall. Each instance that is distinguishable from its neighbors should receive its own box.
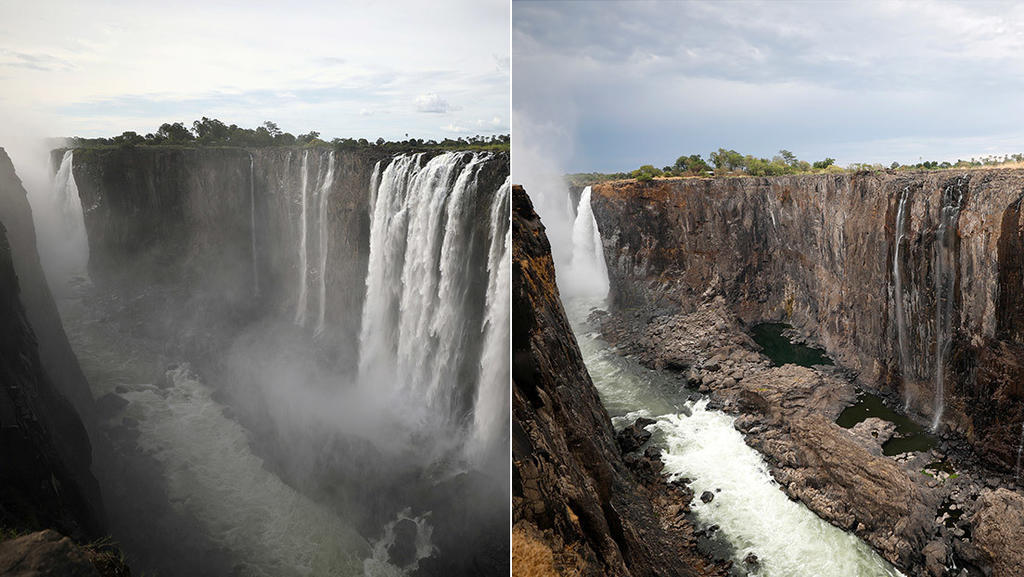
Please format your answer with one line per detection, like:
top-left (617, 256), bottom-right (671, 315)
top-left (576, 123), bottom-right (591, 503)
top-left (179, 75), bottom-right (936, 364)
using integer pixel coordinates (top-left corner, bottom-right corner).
top-left (590, 170), bottom-right (1024, 469)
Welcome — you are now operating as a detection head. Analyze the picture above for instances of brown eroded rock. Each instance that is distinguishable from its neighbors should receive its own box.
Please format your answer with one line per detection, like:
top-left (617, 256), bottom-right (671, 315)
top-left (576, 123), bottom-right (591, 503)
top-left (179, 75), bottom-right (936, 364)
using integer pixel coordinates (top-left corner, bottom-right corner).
top-left (0, 530), bottom-right (99, 577)
top-left (966, 488), bottom-right (1024, 576)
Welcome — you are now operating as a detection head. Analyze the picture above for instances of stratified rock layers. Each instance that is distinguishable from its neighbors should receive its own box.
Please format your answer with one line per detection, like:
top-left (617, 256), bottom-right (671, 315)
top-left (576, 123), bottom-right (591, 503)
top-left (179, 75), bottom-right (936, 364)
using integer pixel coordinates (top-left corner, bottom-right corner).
top-left (590, 171), bottom-right (1024, 469)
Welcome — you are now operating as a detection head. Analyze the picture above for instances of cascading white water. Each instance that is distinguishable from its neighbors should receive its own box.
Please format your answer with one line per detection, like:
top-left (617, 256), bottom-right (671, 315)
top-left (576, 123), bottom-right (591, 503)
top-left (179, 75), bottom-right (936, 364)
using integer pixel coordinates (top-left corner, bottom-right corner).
top-left (564, 296), bottom-right (904, 577)
top-left (116, 365), bottom-right (368, 577)
top-left (932, 178), bottom-right (965, 431)
top-left (468, 177), bottom-right (511, 464)
top-left (359, 152), bottom-right (507, 462)
top-left (893, 187), bottom-right (910, 393)
top-left (49, 150), bottom-right (90, 281)
top-left (314, 151), bottom-right (336, 336)
top-left (562, 186), bottom-right (609, 299)
top-left (249, 153), bottom-right (260, 297)
top-left (295, 150), bottom-right (311, 325)
top-left (362, 509), bottom-right (437, 577)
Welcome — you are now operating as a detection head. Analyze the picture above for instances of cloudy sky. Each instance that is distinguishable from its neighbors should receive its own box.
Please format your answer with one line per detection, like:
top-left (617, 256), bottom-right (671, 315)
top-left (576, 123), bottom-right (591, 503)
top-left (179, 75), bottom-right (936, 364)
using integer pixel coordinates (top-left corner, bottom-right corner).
top-left (0, 0), bottom-right (509, 145)
top-left (513, 0), bottom-right (1024, 173)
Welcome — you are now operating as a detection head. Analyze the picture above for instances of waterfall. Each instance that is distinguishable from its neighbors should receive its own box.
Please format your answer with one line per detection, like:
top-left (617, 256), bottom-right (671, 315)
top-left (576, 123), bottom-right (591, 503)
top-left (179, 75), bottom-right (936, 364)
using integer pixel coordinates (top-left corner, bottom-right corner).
top-left (932, 177), bottom-right (966, 431)
top-left (314, 151), bottom-right (336, 336)
top-left (468, 177), bottom-right (511, 464)
top-left (562, 186), bottom-right (609, 299)
top-left (50, 150), bottom-right (90, 280)
top-left (249, 153), bottom-right (259, 297)
top-left (359, 151), bottom-right (506, 460)
top-left (295, 150), bottom-right (311, 325)
top-left (369, 160), bottom-right (382, 219)
top-left (893, 187), bottom-right (910, 391)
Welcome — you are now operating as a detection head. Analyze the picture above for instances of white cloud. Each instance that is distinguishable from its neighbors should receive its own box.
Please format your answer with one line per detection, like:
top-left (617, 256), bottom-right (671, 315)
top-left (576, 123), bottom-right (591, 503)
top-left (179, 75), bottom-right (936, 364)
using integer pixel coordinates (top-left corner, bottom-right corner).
top-left (416, 93), bottom-right (452, 114)
top-left (0, 0), bottom-right (509, 142)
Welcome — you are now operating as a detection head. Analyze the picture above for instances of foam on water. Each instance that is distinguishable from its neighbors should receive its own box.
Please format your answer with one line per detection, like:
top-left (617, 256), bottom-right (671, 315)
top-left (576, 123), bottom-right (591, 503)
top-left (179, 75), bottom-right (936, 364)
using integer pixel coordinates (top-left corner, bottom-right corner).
top-left (121, 364), bottom-right (368, 576)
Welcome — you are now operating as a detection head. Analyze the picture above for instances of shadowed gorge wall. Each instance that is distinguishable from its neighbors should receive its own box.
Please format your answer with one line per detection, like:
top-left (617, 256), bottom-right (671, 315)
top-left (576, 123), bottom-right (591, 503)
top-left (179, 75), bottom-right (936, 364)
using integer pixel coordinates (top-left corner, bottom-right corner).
top-left (0, 149), bottom-right (102, 540)
top-left (589, 171), bottom-right (1024, 470)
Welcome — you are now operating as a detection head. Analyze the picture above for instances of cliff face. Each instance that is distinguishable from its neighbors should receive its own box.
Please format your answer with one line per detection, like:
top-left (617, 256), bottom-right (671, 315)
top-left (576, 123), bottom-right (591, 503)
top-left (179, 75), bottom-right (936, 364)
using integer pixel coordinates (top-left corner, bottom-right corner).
top-left (512, 185), bottom-right (723, 577)
top-left (0, 149), bottom-right (95, 420)
top-left (589, 171), bottom-right (1024, 469)
top-left (67, 147), bottom-right (509, 371)
top-left (0, 223), bottom-right (100, 539)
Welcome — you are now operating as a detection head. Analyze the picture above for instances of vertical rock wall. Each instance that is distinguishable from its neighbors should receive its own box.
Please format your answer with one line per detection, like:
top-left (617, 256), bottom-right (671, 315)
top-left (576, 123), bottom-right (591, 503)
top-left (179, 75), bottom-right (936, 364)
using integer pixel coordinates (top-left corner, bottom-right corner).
top-left (589, 170), bottom-right (1024, 469)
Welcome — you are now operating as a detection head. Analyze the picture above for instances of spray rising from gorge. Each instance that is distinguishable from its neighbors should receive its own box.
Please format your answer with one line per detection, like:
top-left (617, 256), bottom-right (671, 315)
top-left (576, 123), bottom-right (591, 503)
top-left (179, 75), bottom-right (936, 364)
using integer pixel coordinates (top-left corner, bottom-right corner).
top-left (32, 146), bottom-right (509, 576)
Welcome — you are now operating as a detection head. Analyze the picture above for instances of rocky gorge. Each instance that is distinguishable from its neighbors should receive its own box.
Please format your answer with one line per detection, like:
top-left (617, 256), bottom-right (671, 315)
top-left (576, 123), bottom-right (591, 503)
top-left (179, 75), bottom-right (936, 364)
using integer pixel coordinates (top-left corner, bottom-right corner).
top-left (578, 171), bottom-right (1024, 576)
top-left (15, 144), bottom-right (510, 576)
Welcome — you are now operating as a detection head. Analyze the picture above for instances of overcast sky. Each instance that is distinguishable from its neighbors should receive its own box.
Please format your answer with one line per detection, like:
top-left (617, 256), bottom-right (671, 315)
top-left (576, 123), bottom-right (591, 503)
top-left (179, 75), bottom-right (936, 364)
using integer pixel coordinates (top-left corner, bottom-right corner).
top-left (513, 0), bottom-right (1024, 173)
top-left (0, 0), bottom-right (509, 144)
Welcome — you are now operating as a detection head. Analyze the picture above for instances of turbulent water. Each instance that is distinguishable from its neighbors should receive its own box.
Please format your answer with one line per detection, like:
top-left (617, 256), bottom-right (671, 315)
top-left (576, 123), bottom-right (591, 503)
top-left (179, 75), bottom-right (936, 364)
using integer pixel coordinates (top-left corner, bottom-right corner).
top-left (566, 298), bottom-right (904, 577)
top-left (558, 189), bottom-right (902, 577)
top-left (359, 151), bottom-right (509, 466)
top-left (123, 365), bottom-right (368, 577)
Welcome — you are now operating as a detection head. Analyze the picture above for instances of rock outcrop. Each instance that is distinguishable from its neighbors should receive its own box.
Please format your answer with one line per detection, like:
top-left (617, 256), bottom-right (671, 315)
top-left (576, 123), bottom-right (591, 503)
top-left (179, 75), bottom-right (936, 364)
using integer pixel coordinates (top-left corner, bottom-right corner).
top-left (512, 185), bottom-right (726, 577)
top-left (0, 149), bottom-right (103, 540)
top-left (590, 171), bottom-right (1024, 470)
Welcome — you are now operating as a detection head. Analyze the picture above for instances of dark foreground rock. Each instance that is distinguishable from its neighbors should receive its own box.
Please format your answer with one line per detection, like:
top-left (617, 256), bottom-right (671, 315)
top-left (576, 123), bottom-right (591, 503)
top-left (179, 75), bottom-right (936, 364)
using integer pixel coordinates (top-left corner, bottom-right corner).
top-left (0, 530), bottom-right (98, 577)
top-left (512, 185), bottom-right (727, 577)
top-left (0, 529), bottom-right (130, 577)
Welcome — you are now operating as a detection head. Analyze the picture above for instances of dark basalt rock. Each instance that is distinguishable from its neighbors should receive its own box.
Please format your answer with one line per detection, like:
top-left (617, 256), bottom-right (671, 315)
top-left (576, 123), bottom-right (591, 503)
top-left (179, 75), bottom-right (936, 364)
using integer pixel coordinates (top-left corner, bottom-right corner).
top-left (0, 150), bottom-right (104, 541)
top-left (512, 185), bottom-right (728, 577)
top-left (617, 417), bottom-right (656, 453)
top-left (388, 518), bottom-right (418, 568)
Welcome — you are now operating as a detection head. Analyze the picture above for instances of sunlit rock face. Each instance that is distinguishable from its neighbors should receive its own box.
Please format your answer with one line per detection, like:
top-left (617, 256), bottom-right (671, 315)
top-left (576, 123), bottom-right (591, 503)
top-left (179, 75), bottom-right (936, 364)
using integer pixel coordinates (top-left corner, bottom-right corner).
top-left (589, 171), bottom-right (1024, 470)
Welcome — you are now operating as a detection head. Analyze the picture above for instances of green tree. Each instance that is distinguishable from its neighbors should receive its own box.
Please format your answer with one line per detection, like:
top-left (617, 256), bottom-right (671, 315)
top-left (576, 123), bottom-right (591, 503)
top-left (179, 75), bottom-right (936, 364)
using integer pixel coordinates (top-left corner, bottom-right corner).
top-left (158, 122), bottom-right (194, 143)
top-left (632, 164), bottom-right (662, 181)
top-left (812, 158), bottom-right (836, 170)
top-left (674, 154), bottom-right (711, 174)
top-left (710, 148), bottom-right (744, 172)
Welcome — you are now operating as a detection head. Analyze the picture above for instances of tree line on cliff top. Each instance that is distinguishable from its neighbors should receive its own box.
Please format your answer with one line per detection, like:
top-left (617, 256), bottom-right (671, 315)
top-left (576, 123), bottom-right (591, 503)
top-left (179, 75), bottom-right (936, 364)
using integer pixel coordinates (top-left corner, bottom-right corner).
top-left (568, 148), bottom-right (1024, 186)
top-left (67, 118), bottom-right (509, 153)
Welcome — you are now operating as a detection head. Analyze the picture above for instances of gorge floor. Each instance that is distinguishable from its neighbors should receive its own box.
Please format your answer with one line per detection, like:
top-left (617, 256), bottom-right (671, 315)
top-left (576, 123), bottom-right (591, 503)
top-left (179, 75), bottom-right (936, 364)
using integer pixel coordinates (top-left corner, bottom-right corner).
top-left (578, 295), bottom-right (1024, 576)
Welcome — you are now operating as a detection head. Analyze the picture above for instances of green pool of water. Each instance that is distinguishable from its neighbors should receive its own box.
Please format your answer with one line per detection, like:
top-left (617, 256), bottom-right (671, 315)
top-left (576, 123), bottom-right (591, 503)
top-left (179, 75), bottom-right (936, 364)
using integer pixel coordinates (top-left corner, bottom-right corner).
top-left (750, 323), bottom-right (833, 368)
top-left (836, 391), bottom-right (936, 456)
